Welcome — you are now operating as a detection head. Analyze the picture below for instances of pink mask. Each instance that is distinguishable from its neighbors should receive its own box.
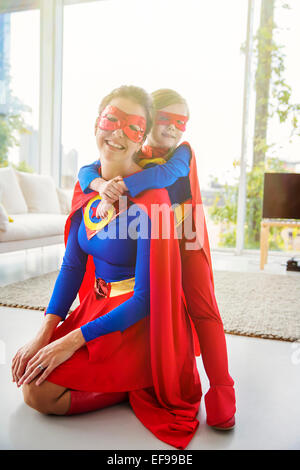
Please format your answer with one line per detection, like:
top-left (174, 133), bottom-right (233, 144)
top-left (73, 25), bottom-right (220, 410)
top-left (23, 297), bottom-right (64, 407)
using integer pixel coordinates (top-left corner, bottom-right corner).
top-left (156, 110), bottom-right (188, 131)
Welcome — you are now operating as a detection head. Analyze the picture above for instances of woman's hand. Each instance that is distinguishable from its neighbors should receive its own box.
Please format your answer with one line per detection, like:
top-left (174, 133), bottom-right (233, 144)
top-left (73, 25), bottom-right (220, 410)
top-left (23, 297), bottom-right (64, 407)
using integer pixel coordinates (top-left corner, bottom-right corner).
top-left (12, 337), bottom-right (50, 385)
top-left (17, 329), bottom-right (86, 387)
top-left (11, 314), bottom-right (61, 385)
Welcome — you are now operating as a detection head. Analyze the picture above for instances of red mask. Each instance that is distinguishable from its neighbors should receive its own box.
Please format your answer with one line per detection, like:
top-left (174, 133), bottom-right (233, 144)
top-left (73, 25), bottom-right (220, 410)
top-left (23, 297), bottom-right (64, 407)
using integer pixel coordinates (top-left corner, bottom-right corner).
top-left (97, 105), bottom-right (146, 143)
top-left (156, 110), bottom-right (188, 132)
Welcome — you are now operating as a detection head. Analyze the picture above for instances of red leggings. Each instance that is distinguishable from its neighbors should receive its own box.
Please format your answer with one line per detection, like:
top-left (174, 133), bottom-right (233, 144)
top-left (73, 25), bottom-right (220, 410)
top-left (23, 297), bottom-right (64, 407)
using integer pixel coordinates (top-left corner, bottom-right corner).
top-left (65, 245), bottom-right (235, 425)
top-left (180, 243), bottom-right (236, 425)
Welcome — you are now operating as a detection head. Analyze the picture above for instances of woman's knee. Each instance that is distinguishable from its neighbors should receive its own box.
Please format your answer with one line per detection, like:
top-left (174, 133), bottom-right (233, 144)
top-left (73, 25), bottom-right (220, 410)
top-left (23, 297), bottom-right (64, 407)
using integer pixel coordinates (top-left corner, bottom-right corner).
top-left (22, 381), bottom-right (53, 414)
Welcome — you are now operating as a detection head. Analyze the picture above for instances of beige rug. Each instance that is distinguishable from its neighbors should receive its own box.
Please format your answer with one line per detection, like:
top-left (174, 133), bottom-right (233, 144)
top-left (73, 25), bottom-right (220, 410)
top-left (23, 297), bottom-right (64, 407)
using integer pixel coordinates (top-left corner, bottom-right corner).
top-left (0, 270), bottom-right (299, 342)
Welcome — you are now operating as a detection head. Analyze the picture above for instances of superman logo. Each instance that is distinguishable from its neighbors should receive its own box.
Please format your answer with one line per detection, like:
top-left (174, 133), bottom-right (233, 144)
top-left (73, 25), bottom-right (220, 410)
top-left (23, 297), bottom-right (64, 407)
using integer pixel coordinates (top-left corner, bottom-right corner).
top-left (83, 195), bottom-right (115, 240)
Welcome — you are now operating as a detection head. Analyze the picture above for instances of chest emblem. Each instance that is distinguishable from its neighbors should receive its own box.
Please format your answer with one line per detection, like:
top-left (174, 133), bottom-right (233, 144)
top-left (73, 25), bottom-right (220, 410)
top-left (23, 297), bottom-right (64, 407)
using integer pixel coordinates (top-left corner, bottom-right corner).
top-left (83, 195), bottom-right (115, 239)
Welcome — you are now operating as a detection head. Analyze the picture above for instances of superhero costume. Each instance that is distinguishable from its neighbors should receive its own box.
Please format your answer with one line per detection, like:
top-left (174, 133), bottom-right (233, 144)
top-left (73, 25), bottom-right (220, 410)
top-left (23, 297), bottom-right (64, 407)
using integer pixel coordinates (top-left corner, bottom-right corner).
top-left (46, 204), bottom-right (151, 342)
top-left (45, 181), bottom-right (202, 449)
top-left (78, 142), bottom-right (236, 427)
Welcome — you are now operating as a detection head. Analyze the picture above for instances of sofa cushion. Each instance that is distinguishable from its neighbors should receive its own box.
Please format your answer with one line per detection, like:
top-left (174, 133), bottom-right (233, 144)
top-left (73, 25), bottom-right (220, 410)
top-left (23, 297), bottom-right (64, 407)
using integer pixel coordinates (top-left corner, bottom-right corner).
top-left (0, 203), bottom-right (9, 231)
top-left (0, 166), bottom-right (28, 214)
top-left (0, 213), bottom-right (67, 242)
top-left (56, 187), bottom-right (72, 215)
top-left (16, 171), bottom-right (61, 214)
top-left (0, 188), bottom-right (8, 231)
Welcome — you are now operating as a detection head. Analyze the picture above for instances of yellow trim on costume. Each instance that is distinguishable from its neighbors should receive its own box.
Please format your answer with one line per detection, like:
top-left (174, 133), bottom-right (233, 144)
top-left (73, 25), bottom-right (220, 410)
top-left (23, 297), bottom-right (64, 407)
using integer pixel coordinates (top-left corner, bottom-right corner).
top-left (174, 202), bottom-right (193, 228)
top-left (95, 277), bottom-right (135, 298)
top-left (83, 195), bottom-right (115, 231)
top-left (138, 158), bottom-right (166, 168)
top-left (110, 277), bottom-right (135, 297)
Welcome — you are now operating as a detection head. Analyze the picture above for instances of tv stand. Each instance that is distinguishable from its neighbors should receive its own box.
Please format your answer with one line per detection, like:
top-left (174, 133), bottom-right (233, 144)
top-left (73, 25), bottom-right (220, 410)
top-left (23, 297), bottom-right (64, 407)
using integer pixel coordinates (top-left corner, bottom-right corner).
top-left (260, 219), bottom-right (300, 270)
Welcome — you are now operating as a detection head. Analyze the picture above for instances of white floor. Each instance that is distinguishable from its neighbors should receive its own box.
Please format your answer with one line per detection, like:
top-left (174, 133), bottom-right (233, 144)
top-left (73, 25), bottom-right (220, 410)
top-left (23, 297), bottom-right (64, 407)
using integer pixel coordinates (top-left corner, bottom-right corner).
top-left (0, 245), bottom-right (300, 450)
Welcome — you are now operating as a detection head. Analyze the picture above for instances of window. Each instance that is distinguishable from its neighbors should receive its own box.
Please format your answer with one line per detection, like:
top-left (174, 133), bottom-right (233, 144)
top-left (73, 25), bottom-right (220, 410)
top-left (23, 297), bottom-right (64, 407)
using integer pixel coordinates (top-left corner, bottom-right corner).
top-left (61, 0), bottom-right (249, 249)
top-left (0, 9), bottom-right (40, 172)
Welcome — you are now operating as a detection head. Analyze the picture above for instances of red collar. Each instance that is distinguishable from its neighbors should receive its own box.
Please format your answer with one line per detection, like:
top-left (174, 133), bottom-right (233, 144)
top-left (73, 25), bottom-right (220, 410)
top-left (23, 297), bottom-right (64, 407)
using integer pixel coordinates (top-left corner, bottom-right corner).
top-left (140, 145), bottom-right (167, 159)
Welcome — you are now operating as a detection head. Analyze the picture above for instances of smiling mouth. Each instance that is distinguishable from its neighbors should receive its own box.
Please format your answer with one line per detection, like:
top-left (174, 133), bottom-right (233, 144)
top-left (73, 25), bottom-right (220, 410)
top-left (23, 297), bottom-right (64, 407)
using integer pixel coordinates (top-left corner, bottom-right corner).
top-left (162, 132), bottom-right (176, 139)
top-left (105, 140), bottom-right (125, 150)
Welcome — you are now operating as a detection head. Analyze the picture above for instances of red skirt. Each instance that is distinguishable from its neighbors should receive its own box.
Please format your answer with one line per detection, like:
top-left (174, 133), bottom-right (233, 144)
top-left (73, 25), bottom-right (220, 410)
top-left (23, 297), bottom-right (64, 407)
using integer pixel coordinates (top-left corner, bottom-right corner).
top-left (46, 287), bottom-right (152, 393)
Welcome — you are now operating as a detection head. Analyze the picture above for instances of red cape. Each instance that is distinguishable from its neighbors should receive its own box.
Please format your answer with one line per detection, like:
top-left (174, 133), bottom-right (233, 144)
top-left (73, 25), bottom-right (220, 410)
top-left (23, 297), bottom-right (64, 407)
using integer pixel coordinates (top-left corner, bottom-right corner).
top-left (184, 141), bottom-right (214, 284)
top-left (65, 183), bottom-right (98, 303)
top-left (65, 182), bottom-right (201, 449)
top-left (138, 142), bottom-right (214, 356)
top-left (140, 141), bottom-right (214, 286)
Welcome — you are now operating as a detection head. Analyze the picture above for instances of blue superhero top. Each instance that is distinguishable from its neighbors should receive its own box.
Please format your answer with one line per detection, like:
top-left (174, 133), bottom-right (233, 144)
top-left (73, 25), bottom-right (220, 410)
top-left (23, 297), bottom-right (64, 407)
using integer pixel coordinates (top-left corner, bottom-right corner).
top-left (46, 199), bottom-right (151, 343)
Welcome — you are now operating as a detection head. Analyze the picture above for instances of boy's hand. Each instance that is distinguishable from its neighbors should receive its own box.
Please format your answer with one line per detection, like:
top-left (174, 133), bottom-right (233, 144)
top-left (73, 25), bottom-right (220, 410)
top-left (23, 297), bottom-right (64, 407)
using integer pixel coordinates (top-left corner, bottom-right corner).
top-left (96, 199), bottom-right (115, 220)
top-left (98, 177), bottom-right (127, 204)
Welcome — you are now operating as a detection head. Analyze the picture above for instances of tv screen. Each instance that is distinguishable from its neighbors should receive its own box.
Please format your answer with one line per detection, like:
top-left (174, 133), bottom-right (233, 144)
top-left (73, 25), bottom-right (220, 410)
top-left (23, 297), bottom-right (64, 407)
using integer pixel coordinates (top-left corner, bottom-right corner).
top-left (262, 173), bottom-right (300, 219)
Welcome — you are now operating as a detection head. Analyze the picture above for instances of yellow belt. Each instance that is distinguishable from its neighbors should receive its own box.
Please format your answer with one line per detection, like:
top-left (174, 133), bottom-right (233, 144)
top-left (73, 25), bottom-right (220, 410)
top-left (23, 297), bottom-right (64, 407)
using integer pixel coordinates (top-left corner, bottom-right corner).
top-left (95, 277), bottom-right (135, 298)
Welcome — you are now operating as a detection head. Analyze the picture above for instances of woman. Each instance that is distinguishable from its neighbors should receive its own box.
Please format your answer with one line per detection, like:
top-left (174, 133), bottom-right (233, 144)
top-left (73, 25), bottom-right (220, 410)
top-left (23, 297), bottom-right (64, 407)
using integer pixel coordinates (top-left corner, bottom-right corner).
top-left (78, 88), bottom-right (236, 430)
top-left (11, 85), bottom-right (201, 450)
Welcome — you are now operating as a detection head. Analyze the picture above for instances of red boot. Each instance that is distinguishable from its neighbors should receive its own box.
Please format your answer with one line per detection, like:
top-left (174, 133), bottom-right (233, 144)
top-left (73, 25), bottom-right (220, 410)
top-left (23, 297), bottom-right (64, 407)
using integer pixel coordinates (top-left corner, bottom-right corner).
top-left (211, 415), bottom-right (235, 431)
top-left (66, 390), bottom-right (128, 415)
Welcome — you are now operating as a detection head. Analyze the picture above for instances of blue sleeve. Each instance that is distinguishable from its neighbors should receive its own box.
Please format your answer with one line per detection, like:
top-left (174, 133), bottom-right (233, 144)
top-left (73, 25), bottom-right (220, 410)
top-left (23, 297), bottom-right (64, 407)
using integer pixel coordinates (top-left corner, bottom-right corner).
top-left (80, 215), bottom-right (151, 343)
top-left (78, 160), bottom-right (101, 193)
top-left (45, 211), bottom-right (88, 319)
top-left (124, 144), bottom-right (192, 197)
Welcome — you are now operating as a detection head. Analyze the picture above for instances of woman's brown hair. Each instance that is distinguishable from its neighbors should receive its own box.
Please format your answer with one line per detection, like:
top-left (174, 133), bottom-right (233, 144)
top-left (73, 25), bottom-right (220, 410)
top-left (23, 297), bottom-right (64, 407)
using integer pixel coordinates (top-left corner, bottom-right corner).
top-left (95, 85), bottom-right (154, 138)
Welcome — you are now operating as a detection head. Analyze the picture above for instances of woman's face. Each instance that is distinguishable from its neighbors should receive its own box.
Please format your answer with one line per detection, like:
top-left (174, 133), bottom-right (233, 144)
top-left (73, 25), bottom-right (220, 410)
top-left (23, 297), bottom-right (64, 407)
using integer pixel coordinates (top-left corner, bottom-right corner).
top-left (96, 96), bottom-right (147, 163)
top-left (147, 103), bottom-right (188, 150)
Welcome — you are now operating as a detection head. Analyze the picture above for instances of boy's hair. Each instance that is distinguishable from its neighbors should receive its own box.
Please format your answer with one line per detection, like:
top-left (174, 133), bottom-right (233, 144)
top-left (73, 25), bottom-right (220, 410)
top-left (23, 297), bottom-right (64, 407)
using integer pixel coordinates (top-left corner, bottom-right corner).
top-left (151, 88), bottom-right (189, 118)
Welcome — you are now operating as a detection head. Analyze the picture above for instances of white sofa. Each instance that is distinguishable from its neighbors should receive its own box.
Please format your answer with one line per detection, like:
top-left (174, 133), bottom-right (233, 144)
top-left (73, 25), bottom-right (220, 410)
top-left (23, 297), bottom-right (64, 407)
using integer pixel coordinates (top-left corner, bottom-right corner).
top-left (0, 166), bottom-right (72, 254)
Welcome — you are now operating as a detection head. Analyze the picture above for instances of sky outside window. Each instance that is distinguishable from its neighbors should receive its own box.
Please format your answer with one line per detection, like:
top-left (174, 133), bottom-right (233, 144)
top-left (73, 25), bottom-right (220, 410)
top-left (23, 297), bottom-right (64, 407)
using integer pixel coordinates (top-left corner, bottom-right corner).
top-left (7, 9), bottom-right (40, 169)
top-left (62, 0), bottom-right (250, 188)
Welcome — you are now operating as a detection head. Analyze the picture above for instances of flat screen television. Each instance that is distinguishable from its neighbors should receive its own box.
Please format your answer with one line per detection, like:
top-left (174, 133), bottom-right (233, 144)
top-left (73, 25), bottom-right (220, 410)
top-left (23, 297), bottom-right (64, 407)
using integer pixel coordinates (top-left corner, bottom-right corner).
top-left (262, 173), bottom-right (300, 219)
